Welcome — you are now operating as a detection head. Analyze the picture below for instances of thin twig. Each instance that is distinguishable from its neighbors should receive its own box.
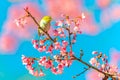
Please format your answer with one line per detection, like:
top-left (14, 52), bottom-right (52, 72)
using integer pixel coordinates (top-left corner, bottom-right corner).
top-left (66, 26), bottom-right (72, 50)
top-left (73, 56), bottom-right (116, 79)
top-left (72, 67), bottom-right (90, 78)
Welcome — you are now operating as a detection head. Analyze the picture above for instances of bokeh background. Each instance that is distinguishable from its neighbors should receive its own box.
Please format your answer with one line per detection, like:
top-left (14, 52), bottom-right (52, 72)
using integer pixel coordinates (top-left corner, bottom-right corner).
top-left (0, 0), bottom-right (120, 80)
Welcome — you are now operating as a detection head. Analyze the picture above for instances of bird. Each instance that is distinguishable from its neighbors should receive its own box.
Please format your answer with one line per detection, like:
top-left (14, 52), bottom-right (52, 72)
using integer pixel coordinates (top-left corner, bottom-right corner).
top-left (38, 16), bottom-right (52, 36)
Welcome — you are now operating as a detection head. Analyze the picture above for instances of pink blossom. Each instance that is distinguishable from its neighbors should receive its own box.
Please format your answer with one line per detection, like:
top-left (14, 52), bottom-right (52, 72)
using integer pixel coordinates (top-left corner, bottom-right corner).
top-left (92, 51), bottom-right (98, 54)
top-left (101, 64), bottom-right (106, 69)
top-left (26, 65), bottom-right (34, 71)
top-left (69, 50), bottom-right (74, 57)
top-left (38, 46), bottom-right (43, 52)
top-left (98, 73), bottom-right (105, 78)
top-left (39, 70), bottom-right (45, 77)
top-left (109, 65), bottom-right (118, 74)
top-left (29, 69), bottom-right (34, 75)
top-left (57, 69), bottom-right (63, 74)
top-left (73, 26), bottom-right (79, 32)
top-left (32, 39), bottom-right (38, 44)
top-left (33, 43), bottom-right (38, 49)
top-left (39, 40), bottom-right (45, 45)
top-left (46, 0), bottom-right (82, 18)
top-left (61, 60), bottom-right (72, 67)
top-left (14, 18), bottom-right (27, 28)
top-left (33, 70), bottom-right (39, 77)
top-left (0, 34), bottom-right (18, 53)
top-left (56, 20), bottom-right (64, 27)
top-left (38, 56), bottom-right (47, 66)
top-left (62, 40), bottom-right (68, 47)
top-left (60, 47), bottom-right (67, 56)
top-left (81, 13), bottom-right (86, 19)
top-left (51, 67), bottom-right (57, 74)
top-left (65, 19), bottom-right (71, 26)
top-left (54, 42), bottom-right (61, 49)
top-left (22, 55), bottom-right (34, 65)
top-left (53, 30), bottom-right (59, 36)
top-left (57, 28), bottom-right (64, 33)
top-left (60, 47), bottom-right (66, 53)
top-left (38, 46), bottom-right (46, 52)
top-left (89, 57), bottom-right (97, 66)
top-left (47, 45), bottom-right (54, 53)
top-left (57, 64), bottom-right (64, 70)
top-left (96, 0), bottom-right (110, 8)
top-left (45, 60), bottom-right (53, 69)
top-left (59, 32), bottom-right (65, 37)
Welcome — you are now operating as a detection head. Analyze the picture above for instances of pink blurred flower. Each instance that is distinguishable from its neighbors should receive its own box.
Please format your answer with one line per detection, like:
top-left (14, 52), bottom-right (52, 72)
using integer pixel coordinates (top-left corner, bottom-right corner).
top-left (0, 34), bottom-right (18, 53)
top-left (87, 70), bottom-right (101, 80)
top-left (111, 5), bottom-right (120, 21)
top-left (96, 0), bottom-right (111, 8)
top-left (110, 48), bottom-right (120, 66)
top-left (46, 0), bottom-right (82, 19)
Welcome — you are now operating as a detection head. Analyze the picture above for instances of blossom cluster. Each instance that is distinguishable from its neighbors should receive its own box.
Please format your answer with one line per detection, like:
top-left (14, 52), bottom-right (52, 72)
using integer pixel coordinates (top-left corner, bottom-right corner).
top-left (20, 13), bottom-right (85, 76)
top-left (89, 51), bottom-right (119, 78)
top-left (22, 55), bottom-right (45, 77)
top-left (22, 54), bottom-right (73, 76)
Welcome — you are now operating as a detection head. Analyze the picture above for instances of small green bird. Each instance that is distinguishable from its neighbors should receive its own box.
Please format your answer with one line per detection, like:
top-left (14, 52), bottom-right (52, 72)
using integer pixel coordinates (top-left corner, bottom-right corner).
top-left (38, 16), bottom-right (52, 36)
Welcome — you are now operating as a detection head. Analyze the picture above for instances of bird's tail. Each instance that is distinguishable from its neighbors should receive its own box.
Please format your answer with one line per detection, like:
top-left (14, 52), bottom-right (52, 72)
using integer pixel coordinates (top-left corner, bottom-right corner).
top-left (38, 27), bottom-right (44, 36)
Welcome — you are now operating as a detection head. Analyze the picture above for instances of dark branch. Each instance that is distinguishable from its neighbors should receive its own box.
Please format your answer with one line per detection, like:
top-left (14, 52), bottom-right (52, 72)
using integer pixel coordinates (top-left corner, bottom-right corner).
top-left (24, 8), bottom-right (55, 42)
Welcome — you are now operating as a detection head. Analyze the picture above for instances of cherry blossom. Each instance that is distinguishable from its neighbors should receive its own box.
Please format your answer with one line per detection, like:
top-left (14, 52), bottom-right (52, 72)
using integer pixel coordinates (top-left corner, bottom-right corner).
top-left (39, 70), bottom-right (45, 77)
top-left (89, 57), bottom-right (97, 66)
top-left (54, 42), bottom-right (61, 50)
top-left (14, 18), bottom-right (27, 28)
top-left (62, 40), bottom-right (68, 47)
top-left (92, 51), bottom-right (98, 54)
top-left (55, 20), bottom-right (64, 27)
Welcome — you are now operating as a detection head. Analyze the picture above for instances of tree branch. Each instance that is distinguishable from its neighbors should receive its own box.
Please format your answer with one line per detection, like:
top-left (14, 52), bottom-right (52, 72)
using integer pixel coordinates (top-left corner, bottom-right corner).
top-left (24, 8), bottom-right (55, 42)
top-left (66, 26), bottom-right (72, 50)
top-left (73, 55), bottom-right (116, 79)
